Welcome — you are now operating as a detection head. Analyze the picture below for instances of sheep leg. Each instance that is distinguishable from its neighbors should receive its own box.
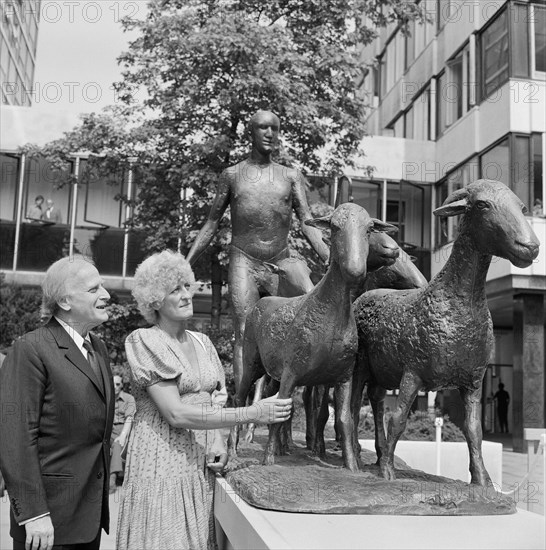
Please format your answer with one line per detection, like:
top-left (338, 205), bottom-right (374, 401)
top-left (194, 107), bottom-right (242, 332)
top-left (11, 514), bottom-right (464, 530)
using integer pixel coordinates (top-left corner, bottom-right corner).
top-left (279, 412), bottom-right (293, 455)
top-left (228, 327), bottom-right (264, 457)
top-left (368, 382), bottom-right (387, 465)
top-left (244, 374), bottom-right (267, 443)
top-left (313, 385), bottom-right (330, 458)
top-left (383, 371), bottom-right (421, 481)
top-left (350, 359), bottom-right (367, 457)
top-left (263, 371), bottom-right (297, 466)
top-left (459, 386), bottom-right (492, 486)
top-left (303, 385), bottom-right (317, 450)
top-left (334, 379), bottom-right (359, 472)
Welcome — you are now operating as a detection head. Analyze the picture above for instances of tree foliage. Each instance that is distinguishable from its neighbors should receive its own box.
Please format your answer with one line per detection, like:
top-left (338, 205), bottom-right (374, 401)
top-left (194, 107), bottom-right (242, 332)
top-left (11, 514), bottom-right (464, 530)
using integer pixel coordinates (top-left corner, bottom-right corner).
top-left (20, 0), bottom-right (425, 284)
top-left (0, 274), bottom-right (41, 351)
top-left (114, 0), bottom-right (425, 260)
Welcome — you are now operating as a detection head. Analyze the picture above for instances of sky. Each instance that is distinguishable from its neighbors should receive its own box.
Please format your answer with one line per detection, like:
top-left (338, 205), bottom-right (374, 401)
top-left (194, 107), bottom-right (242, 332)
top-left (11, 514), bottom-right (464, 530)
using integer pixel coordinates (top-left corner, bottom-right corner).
top-left (33, 0), bottom-right (144, 117)
top-left (0, 0), bottom-right (147, 148)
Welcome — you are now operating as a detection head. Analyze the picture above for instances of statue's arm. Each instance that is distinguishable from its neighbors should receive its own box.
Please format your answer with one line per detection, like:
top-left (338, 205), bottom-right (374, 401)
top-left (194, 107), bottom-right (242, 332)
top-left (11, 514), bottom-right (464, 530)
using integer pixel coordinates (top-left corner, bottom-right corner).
top-left (186, 172), bottom-right (231, 265)
top-left (292, 171), bottom-right (330, 263)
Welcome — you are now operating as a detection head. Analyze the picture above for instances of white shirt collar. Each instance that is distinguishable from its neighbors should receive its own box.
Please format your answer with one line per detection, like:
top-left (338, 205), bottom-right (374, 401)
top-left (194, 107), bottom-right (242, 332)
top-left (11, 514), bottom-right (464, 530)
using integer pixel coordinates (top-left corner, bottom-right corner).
top-left (55, 316), bottom-right (90, 357)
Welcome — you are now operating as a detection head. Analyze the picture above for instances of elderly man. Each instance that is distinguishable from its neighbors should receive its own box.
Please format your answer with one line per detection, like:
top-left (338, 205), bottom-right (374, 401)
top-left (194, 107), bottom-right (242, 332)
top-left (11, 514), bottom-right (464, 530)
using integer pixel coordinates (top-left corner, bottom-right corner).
top-left (0, 255), bottom-right (114, 550)
top-left (187, 110), bottom-right (329, 391)
top-left (43, 199), bottom-right (63, 223)
top-left (109, 373), bottom-right (135, 493)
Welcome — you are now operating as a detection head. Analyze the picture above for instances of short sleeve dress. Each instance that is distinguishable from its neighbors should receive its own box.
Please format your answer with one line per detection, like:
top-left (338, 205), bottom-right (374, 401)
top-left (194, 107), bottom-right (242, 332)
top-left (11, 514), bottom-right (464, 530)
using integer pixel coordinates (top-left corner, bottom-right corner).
top-left (116, 326), bottom-right (226, 550)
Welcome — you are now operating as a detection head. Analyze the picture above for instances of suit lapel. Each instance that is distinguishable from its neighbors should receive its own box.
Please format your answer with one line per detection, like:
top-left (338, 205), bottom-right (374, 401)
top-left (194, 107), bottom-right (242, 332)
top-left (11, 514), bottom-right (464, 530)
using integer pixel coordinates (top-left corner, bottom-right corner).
top-left (46, 319), bottom-right (106, 400)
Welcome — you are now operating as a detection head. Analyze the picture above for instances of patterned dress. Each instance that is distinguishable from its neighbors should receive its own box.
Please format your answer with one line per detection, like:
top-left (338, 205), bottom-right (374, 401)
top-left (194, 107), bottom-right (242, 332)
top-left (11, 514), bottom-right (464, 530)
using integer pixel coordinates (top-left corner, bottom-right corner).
top-left (116, 326), bottom-right (226, 550)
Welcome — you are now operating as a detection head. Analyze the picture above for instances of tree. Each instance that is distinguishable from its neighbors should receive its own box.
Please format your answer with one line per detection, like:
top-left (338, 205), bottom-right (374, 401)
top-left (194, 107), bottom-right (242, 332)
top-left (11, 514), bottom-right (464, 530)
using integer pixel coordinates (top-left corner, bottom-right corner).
top-left (20, 1), bottom-right (424, 326)
top-left (113, 0), bottom-right (425, 325)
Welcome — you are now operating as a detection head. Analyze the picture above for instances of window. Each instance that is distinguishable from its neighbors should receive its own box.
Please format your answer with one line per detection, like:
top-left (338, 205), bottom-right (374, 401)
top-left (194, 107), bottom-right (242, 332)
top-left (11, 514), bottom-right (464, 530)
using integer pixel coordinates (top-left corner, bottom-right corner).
top-left (507, 133), bottom-right (543, 212)
top-left (446, 53), bottom-right (463, 123)
top-left (436, 71), bottom-right (447, 137)
top-left (380, 28), bottom-right (408, 97)
top-left (404, 85), bottom-right (432, 140)
top-left (480, 138), bottom-right (510, 186)
top-left (436, 0), bottom-right (451, 30)
top-left (406, 0), bottom-right (436, 68)
top-left (351, 180), bottom-right (381, 218)
top-left (437, 42), bottom-right (474, 135)
top-left (531, 4), bottom-right (546, 74)
top-left (512, 135), bottom-right (531, 209)
top-left (477, 134), bottom-right (541, 213)
top-left (531, 133), bottom-right (543, 208)
top-left (479, 8), bottom-right (509, 99)
top-left (435, 157), bottom-right (479, 247)
top-left (511, 2), bottom-right (529, 79)
top-left (0, 153), bottom-right (19, 221)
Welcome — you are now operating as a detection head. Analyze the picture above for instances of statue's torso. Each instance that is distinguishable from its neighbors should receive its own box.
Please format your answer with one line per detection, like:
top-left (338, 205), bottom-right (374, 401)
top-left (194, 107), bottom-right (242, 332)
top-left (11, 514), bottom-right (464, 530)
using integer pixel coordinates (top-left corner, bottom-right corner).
top-left (228, 160), bottom-right (296, 260)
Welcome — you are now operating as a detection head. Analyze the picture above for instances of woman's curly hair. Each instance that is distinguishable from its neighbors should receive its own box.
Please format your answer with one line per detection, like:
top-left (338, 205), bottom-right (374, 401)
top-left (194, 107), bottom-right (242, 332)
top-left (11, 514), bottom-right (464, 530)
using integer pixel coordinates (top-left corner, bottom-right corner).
top-left (131, 250), bottom-right (195, 324)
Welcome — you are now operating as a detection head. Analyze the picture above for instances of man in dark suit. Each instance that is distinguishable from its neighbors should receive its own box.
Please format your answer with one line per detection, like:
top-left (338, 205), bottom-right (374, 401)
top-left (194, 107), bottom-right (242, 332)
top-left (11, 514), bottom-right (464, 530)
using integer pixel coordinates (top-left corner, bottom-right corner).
top-left (0, 255), bottom-right (114, 550)
top-left (43, 199), bottom-right (63, 223)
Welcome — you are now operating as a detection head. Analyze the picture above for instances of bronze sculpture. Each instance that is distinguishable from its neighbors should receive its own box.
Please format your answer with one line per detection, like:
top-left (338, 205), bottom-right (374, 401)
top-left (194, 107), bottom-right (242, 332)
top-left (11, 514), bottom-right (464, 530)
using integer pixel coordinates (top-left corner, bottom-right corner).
top-left (235, 203), bottom-right (393, 471)
top-left (187, 110), bottom-right (329, 394)
top-left (244, 231), bottom-right (402, 448)
top-left (353, 180), bottom-right (540, 485)
top-left (310, 245), bottom-right (429, 458)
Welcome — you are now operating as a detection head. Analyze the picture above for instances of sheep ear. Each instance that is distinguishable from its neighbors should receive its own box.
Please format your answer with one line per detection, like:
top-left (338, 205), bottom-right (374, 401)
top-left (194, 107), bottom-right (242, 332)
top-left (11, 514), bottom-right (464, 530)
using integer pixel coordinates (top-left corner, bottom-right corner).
top-left (371, 219), bottom-right (397, 234)
top-left (305, 215), bottom-right (332, 230)
top-left (433, 198), bottom-right (468, 218)
top-left (433, 187), bottom-right (469, 218)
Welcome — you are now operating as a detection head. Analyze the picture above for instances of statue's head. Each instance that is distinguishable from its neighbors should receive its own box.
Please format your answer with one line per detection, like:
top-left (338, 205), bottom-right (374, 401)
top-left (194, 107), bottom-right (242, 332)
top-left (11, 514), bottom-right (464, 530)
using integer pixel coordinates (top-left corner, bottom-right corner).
top-left (248, 110), bottom-right (280, 155)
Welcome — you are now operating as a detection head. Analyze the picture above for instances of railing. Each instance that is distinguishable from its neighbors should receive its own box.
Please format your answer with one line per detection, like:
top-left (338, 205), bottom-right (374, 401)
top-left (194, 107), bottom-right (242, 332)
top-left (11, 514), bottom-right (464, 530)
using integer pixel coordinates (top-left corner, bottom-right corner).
top-left (0, 220), bottom-right (147, 277)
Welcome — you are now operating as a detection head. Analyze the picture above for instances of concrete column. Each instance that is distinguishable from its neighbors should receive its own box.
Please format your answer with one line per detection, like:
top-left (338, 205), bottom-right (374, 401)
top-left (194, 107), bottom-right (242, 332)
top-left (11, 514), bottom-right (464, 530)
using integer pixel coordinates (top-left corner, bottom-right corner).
top-left (512, 293), bottom-right (545, 452)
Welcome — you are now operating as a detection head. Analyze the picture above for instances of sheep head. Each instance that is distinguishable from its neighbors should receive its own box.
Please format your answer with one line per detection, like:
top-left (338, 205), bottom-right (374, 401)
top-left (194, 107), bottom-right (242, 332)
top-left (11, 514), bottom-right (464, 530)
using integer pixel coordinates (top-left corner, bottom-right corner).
top-left (433, 179), bottom-right (539, 267)
top-left (306, 203), bottom-right (395, 283)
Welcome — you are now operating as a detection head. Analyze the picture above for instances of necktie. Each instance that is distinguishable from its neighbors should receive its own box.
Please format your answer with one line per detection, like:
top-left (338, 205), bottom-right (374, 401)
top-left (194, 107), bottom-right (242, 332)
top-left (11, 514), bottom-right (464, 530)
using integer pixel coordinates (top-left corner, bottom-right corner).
top-left (83, 340), bottom-right (104, 392)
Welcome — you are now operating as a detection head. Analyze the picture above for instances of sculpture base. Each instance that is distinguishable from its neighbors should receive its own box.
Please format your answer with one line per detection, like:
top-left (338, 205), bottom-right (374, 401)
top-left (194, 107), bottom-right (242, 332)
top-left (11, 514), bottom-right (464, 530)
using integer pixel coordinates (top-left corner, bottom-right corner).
top-left (225, 435), bottom-right (516, 515)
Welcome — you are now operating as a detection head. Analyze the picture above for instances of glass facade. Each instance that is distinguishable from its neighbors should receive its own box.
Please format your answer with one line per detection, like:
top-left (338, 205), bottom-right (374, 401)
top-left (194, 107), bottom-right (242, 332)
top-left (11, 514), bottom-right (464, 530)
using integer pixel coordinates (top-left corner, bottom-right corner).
top-left (0, 153), bottom-right (147, 276)
top-left (350, 179), bottom-right (432, 280)
top-left (0, 0), bottom-right (40, 106)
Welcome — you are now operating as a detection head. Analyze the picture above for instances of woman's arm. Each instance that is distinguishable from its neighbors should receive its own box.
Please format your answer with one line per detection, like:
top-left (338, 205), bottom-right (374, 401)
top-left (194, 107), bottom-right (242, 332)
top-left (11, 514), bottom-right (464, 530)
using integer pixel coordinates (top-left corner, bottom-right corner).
top-left (147, 381), bottom-right (292, 430)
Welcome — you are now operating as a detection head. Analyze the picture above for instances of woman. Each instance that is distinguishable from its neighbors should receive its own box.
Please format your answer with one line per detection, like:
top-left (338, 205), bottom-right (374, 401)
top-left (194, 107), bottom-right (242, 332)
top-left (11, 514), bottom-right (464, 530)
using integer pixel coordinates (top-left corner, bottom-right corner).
top-left (116, 250), bottom-right (291, 550)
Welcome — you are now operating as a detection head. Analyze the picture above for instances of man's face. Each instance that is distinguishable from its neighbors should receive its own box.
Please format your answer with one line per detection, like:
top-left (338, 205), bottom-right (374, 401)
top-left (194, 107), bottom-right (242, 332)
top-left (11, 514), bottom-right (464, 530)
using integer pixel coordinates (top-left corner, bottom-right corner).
top-left (46, 200), bottom-right (53, 208)
top-left (251, 112), bottom-right (279, 155)
top-left (113, 375), bottom-right (123, 396)
top-left (62, 263), bottom-right (110, 333)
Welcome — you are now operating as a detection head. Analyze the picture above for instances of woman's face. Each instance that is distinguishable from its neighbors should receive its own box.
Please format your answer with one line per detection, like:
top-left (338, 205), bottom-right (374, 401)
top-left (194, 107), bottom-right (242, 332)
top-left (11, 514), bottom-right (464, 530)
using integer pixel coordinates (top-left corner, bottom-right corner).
top-left (156, 281), bottom-right (194, 323)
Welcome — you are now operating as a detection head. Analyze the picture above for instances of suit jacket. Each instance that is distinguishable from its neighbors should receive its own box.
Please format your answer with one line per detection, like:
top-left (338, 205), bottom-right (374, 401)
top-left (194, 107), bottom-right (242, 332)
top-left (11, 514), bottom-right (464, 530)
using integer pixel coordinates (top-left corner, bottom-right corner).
top-left (44, 207), bottom-right (62, 223)
top-left (0, 318), bottom-right (114, 545)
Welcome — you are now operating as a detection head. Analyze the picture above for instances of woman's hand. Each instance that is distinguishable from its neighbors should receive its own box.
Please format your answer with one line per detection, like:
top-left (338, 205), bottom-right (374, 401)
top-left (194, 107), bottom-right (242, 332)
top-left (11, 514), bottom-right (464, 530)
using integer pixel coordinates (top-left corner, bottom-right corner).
top-left (252, 393), bottom-right (292, 425)
top-left (206, 431), bottom-right (228, 474)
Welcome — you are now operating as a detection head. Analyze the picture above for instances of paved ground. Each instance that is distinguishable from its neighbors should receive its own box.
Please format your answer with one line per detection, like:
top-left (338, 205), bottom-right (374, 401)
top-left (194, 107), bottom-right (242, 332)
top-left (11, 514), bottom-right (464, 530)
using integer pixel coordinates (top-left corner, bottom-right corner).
top-left (1, 432), bottom-right (543, 549)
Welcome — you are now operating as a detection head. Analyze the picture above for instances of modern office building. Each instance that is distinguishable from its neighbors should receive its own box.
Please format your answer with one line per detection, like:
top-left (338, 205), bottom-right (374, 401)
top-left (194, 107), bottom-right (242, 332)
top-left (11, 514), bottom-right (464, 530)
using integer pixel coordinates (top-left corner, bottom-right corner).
top-left (1, 0), bottom-right (41, 106)
top-left (352, 0), bottom-right (545, 449)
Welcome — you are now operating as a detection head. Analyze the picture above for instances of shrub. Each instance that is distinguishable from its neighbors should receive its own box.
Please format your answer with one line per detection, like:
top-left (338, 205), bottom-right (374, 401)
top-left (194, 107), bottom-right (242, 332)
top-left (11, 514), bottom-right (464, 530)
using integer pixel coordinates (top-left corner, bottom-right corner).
top-left (94, 299), bottom-right (146, 366)
top-left (0, 274), bottom-right (42, 350)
